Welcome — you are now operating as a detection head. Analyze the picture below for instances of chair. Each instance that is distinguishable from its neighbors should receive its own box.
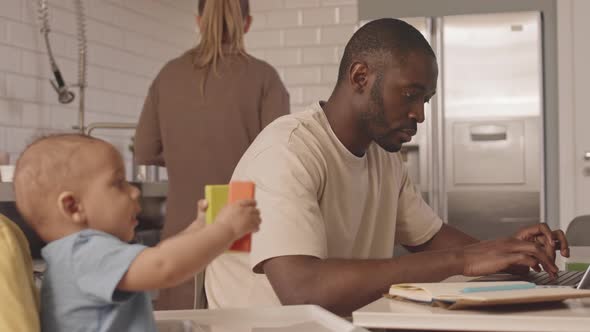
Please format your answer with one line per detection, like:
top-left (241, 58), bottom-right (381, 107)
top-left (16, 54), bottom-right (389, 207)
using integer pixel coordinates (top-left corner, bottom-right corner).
top-left (565, 215), bottom-right (590, 246)
top-left (0, 214), bottom-right (40, 331)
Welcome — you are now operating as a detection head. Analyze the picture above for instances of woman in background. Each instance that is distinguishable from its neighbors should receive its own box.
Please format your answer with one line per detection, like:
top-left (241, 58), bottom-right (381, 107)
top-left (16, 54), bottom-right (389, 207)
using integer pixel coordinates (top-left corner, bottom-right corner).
top-left (134, 0), bottom-right (289, 310)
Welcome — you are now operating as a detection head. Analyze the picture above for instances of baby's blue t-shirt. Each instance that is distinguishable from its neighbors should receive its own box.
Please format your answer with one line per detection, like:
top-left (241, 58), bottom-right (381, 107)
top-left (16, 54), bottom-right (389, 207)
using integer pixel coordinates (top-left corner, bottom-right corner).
top-left (41, 229), bottom-right (156, 332)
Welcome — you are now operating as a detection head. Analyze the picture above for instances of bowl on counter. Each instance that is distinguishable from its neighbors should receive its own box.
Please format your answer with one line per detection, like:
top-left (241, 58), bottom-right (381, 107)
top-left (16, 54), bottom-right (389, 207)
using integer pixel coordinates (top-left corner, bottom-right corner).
top-left (0, 165), bottom-right (15, 182)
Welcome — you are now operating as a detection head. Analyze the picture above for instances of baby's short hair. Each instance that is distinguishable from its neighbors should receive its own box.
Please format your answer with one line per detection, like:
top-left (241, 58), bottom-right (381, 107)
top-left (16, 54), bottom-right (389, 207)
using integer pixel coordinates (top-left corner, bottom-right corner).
top-left (14, 134), bottom-right (104, 231)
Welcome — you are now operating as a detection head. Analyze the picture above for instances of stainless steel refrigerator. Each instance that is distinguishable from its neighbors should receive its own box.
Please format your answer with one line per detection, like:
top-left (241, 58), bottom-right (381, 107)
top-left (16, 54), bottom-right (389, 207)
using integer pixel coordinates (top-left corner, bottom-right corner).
top-left (364, 11), bottom-right (545, 240)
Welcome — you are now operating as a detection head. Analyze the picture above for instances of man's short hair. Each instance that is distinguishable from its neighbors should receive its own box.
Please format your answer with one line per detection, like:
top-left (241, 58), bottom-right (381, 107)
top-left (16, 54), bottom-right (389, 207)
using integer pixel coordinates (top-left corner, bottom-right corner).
top-left (337, 18), bottom-right (435, 85)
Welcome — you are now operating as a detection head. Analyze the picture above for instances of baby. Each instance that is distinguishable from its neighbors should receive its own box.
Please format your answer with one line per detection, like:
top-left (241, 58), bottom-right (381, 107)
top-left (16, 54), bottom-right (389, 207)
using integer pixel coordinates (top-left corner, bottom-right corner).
top-left (13, 134), bottom-right (261, 332)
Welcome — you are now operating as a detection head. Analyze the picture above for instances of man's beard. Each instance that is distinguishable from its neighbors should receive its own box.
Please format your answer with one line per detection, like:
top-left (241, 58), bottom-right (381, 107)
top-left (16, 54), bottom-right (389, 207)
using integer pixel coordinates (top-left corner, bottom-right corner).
top-left (368, 75), bottom-right (403, 152)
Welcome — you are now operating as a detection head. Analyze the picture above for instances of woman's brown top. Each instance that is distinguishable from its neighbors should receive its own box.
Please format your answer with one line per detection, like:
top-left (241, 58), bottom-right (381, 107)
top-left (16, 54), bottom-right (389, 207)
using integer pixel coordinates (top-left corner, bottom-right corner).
top-left (134, 48), bottom-right (289, 309)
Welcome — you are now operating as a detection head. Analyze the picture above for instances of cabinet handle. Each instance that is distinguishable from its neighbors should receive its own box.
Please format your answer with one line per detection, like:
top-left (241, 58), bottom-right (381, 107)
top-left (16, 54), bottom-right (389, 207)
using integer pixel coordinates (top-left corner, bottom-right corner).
top-left (585, 151), bottom-right (590, 161)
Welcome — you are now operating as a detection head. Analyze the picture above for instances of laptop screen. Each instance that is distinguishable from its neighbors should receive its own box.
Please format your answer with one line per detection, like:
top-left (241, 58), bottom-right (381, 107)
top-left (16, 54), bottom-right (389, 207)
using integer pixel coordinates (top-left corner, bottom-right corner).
top-left (577, 266), bottom-right (590, 290)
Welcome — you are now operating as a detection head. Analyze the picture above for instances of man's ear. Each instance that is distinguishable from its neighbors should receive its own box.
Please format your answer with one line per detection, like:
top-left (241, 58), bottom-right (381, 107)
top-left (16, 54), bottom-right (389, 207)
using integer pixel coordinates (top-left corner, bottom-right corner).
top-left (349, 61), bottom-right (369, 93)
top-left (57, 192), bottom-right (86, 225)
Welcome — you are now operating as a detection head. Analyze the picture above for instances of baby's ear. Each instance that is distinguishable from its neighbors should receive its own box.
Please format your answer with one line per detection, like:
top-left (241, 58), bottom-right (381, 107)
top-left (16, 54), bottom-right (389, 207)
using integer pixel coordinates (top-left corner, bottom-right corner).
top-left (57, 191), bottom-right (86, 224)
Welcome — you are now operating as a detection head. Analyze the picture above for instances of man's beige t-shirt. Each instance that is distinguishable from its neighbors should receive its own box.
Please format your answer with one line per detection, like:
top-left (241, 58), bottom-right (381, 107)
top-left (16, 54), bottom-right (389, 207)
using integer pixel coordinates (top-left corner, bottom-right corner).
top-left (205, 102), bottom-right (443, 308)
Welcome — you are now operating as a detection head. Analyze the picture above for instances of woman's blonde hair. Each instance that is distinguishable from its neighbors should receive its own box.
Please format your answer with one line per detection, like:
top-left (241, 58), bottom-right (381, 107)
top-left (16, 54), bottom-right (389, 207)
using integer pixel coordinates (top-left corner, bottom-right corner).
top-left (195, 0), bottom-right (249, 72)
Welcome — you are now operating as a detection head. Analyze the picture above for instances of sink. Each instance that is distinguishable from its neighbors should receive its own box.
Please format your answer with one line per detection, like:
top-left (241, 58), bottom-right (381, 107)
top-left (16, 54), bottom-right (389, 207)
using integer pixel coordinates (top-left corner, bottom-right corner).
top-left (156, 319), bottom-right (206, 332)
top-left (137, 196), bottom-right (166, 229)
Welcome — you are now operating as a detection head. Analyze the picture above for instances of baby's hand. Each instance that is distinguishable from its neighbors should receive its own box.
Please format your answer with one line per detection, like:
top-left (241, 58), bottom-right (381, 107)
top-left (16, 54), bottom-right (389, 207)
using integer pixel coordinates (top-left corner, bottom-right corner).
top-left (184, 200), bottom-right (208, 233)
top-left (195, 199), bottom-right (208, 224)
top-left (216, 199), bottom-right (261, 239)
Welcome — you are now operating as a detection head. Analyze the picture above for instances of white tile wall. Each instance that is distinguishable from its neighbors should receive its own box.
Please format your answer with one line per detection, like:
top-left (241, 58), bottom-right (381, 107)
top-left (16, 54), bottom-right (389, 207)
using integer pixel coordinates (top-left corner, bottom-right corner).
top-left (284, 0), bottom-right (320, 9)
top-left (0, 0), bottom-right (197, 170)
top-left (0, 0), bottom-right (359, 172)
top-left (248, 0), bottom-right (359, 113)
top-left (302, 7), bottom-right (338, 26)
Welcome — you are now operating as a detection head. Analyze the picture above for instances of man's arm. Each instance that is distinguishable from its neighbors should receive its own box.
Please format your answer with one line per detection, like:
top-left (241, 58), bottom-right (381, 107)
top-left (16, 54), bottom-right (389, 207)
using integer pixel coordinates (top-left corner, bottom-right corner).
top-left (404, 223), bottom-right (478, 252)
top-left (406, 223), bottom-right (567, 273)
top-left (263, 229), bottom-right (559, 316)
top-left (263, 250), bottom-right (461, 316)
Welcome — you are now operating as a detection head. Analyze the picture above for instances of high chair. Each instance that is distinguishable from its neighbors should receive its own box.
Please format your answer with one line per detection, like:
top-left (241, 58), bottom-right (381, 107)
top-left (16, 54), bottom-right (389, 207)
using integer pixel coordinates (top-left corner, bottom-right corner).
top-left (0, 213), bottom-right (40, 331)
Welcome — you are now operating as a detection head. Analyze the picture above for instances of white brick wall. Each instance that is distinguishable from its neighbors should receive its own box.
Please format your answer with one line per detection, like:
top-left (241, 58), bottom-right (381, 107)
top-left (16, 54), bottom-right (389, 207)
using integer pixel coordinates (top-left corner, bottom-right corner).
top-left (0, 0), bottom-right (197, 172)
top-left (0, 0), bottom-right (359, 174)
top-left (248, 0), bottom-right (359, 113)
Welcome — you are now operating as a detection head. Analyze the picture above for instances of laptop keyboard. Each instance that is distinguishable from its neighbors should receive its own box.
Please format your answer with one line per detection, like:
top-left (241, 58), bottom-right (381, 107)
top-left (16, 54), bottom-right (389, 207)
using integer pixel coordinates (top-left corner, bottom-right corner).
top-left (526, 270), bottom-right (585, 287)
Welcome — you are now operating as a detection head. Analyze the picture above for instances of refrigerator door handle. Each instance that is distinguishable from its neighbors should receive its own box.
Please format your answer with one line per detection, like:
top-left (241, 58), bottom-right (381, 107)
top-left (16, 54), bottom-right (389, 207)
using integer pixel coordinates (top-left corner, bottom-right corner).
top-left (470, 124), bottom-right (508, 142)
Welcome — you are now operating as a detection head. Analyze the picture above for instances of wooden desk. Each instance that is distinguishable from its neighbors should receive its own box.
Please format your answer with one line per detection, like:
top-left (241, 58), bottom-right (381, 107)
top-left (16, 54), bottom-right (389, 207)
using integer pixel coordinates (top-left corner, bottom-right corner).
top-left (353, 297), bottom-right (590, 332)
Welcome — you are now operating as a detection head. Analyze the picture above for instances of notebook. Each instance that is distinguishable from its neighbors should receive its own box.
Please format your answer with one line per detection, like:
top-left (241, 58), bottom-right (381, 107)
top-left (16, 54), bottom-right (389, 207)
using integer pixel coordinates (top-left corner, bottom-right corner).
top-left (204, 181), bottom-right (255, 252)
top-left (388, 281), bottom-right (590, 310)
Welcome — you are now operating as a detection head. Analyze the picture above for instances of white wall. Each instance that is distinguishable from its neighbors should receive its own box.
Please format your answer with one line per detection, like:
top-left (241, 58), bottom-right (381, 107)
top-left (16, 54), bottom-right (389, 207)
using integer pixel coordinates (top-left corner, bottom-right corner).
top-left (246, 0), bottom-right (358, 113)
top-left (0, 0), bottom-right (197, 173)
top-left (0, 0), bottom-right (359, 177)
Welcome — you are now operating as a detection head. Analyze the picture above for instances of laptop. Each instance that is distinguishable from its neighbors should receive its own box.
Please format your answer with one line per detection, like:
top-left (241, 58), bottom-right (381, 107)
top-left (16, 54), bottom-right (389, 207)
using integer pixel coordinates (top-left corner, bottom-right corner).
top-left (528, 267), bottom-right (590, 289)
top-left (474, 264), bottom-right (590, 290)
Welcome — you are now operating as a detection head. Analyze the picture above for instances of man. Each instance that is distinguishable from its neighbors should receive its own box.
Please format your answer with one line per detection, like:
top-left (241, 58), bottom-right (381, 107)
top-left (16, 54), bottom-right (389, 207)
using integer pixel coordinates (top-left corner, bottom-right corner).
top-left (205, 18), bottom-right (568, 316)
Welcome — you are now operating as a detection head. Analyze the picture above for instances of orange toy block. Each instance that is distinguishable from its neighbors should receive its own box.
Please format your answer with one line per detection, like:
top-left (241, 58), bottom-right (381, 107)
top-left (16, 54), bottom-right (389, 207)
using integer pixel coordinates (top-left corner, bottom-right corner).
top-left (227, 181), bottom-right (255, 252)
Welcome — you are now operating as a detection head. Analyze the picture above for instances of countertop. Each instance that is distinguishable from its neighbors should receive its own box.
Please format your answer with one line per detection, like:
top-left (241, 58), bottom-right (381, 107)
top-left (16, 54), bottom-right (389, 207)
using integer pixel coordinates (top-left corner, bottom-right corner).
top-left (353, 296), bottom-right (590, 332)
top-left (0, 181), bottom-right (168, 202)
top-left (155, 305), bottom-right (368, 332)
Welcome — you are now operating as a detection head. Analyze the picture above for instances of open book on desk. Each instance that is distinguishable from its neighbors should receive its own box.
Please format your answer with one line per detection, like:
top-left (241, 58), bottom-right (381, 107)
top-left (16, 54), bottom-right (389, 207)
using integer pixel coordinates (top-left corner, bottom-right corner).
top-left (388, 281), bottom-right (590, 310)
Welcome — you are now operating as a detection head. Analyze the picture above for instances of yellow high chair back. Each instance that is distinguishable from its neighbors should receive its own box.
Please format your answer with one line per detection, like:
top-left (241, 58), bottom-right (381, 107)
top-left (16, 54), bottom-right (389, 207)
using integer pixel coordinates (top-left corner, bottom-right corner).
top-left (0, 213), bottom-right (40, 331)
